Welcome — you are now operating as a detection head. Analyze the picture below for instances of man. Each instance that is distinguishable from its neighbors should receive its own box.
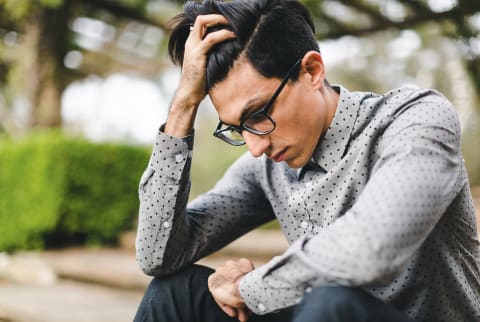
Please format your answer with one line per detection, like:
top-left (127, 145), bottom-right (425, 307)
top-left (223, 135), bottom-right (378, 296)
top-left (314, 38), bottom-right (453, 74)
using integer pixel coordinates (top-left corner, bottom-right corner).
top-left (134, 0), bottom-right (480, 321)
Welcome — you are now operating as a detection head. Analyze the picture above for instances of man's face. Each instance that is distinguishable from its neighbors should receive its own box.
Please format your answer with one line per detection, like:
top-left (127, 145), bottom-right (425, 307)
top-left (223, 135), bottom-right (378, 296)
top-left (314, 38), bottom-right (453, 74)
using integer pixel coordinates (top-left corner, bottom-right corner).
top-left (209, 58), bottom-right (335, 169)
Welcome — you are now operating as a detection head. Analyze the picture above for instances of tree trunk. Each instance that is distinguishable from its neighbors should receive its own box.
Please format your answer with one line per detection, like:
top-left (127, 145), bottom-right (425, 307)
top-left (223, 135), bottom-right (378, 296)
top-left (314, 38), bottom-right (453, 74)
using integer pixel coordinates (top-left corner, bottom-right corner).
top-left (466, 58), bottom-right (480, 98)
top-left (27, 2), bottom-right (71, 128)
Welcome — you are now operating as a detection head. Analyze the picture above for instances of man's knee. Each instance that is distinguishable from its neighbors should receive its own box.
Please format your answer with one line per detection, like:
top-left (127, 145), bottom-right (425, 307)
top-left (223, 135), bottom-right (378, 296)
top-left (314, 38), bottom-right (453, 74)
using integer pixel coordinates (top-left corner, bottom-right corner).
top-left (135, 265), bottom-right (215, 322)
top-left (145, 264), bottom-right (214, 295)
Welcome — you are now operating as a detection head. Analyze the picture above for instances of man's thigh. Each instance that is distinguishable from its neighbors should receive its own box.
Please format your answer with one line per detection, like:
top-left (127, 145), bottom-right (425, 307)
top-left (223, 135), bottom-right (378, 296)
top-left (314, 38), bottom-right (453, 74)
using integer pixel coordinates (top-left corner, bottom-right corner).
top-left (134, 264), bottom-right (293, 322)
top-left (292, 286), bottom-right (415, 322)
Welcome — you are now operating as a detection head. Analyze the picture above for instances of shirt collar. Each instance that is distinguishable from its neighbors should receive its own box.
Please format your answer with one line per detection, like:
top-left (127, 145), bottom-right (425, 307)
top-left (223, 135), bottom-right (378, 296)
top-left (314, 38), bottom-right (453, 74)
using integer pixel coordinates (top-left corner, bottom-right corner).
top-left (309, 85), bottom-right (361, 172)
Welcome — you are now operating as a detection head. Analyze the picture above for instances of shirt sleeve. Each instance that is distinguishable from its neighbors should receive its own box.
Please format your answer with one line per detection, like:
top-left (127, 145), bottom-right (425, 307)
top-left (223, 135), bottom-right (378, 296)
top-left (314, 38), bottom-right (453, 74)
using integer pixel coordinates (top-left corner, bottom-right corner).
top-left (136, 126), bottom-right (275, 276)
top-left (239, 92), bottom-right (466, 314)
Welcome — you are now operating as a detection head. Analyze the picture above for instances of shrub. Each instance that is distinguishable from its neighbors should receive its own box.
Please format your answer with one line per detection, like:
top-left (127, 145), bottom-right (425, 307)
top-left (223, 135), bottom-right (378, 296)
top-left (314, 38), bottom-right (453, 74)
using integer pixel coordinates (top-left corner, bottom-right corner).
top-left (56, 139), bottom-right (150, 245)
top-left (0, 133), bottom-right (64, 250)
top-left (0, 131), bottom-right (150, 250)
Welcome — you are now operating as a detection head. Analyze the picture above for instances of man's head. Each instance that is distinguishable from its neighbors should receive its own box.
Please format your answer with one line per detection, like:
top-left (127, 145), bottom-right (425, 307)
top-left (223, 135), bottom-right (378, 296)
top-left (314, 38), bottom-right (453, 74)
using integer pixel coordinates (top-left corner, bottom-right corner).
top-left (168, 0), bottom-right (338, 169)
top-left (168, 0), bottom-right (319, 91)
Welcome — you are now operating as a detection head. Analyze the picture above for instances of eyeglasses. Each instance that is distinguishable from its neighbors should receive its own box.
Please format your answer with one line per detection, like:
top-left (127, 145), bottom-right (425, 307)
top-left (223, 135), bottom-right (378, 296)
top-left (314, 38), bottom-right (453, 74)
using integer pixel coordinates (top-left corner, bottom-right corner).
top-left (213, 59), bottom-right (302, 146)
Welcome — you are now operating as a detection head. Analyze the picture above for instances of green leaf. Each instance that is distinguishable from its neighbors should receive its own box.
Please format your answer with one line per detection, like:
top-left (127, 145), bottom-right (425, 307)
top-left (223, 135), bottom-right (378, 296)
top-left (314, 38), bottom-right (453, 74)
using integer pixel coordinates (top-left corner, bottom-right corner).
top-left (40, 0), bottom-right (63, 8)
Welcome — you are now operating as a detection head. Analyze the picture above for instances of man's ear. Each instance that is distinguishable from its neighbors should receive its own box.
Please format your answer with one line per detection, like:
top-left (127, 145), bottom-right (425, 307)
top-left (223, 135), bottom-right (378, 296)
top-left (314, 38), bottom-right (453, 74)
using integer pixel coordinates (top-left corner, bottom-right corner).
top-left (301, 51), bottom-right (326, 90)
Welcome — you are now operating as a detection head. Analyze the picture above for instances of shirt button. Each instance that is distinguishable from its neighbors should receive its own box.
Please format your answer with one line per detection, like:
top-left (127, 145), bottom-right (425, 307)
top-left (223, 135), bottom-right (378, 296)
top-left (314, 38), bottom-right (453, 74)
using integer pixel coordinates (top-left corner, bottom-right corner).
top-left (301, 221), bottom-right (309, 229)
top-left (175, 154), bottom-right (184, 162)
top-left (305, 287), bottom-right (312, 293)
top-left (162, 221), bottom-right (171, 229)
top-left (257, 303), bottom-right (266, 312)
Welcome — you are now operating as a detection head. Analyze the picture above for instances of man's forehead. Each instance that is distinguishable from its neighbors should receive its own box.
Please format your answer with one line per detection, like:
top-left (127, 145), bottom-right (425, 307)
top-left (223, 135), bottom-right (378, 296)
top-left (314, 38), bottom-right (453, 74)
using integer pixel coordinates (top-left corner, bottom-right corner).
top-left (209, 62), bottom-right (274, 125)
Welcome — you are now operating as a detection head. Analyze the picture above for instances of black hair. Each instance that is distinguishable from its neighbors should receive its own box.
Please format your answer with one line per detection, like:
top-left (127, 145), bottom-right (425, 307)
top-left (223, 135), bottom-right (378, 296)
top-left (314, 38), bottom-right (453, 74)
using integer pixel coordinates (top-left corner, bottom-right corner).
top-left (168, 0), bottom-right (319, 91)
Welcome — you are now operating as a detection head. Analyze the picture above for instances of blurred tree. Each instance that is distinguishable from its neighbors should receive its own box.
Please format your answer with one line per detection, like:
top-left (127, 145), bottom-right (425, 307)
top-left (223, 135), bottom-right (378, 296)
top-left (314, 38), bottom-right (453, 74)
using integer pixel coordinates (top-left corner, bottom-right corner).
top-left (0, 0), bottom-right (478, 134)
top-left (301, 0), bottom-right (480, 96)
top-left (0, 0), bottom-right (175, 132)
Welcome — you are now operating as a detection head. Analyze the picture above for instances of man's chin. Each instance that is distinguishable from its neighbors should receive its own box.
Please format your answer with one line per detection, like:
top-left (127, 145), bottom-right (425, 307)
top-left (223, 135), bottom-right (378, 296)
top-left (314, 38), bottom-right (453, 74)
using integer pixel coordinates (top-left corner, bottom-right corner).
top-left (285, 156), bottom-right (308, 169)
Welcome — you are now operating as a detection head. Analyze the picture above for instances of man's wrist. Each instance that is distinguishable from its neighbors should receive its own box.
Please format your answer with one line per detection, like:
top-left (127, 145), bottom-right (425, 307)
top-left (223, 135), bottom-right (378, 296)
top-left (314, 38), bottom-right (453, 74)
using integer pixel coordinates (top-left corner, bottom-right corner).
top-left (164, 92), bottom-right (201, 137)
top-left (234, 276), bottom-right (245, 300)
top-left (173, 87), bottom-right (203, 110)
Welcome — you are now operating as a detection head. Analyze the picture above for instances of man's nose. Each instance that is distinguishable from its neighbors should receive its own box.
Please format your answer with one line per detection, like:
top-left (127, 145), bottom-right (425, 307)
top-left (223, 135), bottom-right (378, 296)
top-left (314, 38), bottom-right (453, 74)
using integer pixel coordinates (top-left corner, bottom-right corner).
top-left (243, 131), bottom-right (270, 158)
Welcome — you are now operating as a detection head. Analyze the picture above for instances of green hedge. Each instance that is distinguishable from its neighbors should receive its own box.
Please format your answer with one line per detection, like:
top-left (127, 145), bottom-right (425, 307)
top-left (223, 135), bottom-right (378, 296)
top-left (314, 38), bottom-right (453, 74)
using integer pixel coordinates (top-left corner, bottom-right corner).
top-left (0, 132), bottom-right (150, 251)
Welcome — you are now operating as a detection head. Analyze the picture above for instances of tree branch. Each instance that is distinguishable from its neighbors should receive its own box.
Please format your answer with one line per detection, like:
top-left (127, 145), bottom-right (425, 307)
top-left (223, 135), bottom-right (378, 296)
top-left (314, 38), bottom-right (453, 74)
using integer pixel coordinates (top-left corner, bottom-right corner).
top-left (335, 0), bottom-right (391, 25)
top-left (397, 0), bottom-right (432, 16)
top-left (320, 4), bottom-right (480, 39)
top-left (76, 0), bottom-right (168, 31)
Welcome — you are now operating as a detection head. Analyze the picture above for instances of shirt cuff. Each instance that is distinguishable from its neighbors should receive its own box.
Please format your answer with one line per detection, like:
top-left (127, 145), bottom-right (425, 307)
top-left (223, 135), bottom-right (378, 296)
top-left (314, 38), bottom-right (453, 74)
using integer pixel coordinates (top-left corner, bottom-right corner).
top-left (148, 124), bottom-right (194, 182)
top-left (238, 238), bottom-right (312, 314)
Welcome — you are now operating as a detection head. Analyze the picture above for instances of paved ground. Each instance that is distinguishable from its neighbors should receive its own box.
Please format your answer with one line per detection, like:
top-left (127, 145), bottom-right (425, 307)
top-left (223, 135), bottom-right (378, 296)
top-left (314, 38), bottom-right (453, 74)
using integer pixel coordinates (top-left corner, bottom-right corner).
top-left (0, 280), bottom-right (143, 322)
top-left (0, 230), bottom-right (287, 322)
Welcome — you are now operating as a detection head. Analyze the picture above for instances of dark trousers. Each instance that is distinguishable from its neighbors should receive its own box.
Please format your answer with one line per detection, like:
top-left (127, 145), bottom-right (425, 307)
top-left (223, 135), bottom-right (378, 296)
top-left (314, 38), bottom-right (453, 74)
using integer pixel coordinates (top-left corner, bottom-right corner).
top-left (134, 265), bottom-right (415, 322)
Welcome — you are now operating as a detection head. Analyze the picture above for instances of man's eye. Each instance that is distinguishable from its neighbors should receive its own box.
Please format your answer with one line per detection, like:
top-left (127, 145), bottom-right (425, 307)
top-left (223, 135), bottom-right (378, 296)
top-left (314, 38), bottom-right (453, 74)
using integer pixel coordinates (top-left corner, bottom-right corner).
top-left (242, 106), bottom-right (264, 121)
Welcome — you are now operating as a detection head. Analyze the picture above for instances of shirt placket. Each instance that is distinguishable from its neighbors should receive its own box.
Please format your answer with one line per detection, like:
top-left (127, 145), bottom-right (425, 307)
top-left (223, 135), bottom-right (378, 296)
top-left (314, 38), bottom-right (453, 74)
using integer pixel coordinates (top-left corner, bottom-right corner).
top-left (288, 181), bottom-right (313, 234)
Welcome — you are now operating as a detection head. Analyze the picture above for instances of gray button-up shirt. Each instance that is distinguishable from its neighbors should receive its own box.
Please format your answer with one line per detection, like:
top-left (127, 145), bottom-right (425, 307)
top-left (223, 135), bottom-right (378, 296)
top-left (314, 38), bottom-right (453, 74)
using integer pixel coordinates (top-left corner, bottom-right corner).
top-left (136, 85), bottom-right (480, 322)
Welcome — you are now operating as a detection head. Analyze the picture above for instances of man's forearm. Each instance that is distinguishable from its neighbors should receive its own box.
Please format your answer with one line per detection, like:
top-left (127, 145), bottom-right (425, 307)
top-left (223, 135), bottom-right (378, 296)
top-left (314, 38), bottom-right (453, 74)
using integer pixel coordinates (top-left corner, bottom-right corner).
top-left (164, 14), bottom-right (235, 138)
top-left (136, 130), bottom-right (194, 276)
top-left (164, 89), bottom-right (200, 138)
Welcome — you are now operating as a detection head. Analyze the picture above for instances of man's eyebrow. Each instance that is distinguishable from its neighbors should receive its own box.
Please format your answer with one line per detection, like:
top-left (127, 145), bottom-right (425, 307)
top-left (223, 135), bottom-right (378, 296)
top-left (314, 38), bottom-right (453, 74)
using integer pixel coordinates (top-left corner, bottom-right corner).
top-left (218, 97), bottom-right (264, 126)
top-left (239, 97), bottom-right (264, 121)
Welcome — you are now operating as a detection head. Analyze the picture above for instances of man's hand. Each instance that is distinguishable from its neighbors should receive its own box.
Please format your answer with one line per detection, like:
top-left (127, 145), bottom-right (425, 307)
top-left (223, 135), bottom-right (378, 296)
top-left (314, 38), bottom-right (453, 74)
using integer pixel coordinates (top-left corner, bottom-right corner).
top-left (179, 14), bottom-right (234, 105)
top-left (165, 14), bottom-right (235, 137)
top-left (208, 258), bottom-right (255, 322)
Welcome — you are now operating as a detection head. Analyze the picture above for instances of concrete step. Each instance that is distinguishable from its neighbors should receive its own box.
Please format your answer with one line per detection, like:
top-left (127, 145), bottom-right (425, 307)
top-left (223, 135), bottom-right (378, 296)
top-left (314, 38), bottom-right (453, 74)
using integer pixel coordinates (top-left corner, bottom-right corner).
top-left (43, 229), bottom-right (287, 291)
top-left (0, 279), bottom-right (143, 322)
top-left (1, 229), bottom-right (288, 293)
top-left (0, 229), bottom-right (288, 322)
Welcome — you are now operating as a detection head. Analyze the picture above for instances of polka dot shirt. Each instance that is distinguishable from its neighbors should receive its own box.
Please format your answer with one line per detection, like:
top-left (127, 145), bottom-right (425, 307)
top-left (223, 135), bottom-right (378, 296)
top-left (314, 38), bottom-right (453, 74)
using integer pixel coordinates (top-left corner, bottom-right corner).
top-left (136, 85), bottom-right (480, 322)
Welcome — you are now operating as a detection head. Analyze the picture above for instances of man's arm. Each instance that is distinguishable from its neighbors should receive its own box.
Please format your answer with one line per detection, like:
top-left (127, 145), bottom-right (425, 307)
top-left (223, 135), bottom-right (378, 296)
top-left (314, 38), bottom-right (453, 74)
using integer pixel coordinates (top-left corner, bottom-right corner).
top-left (136, 14), bottom-right (268, 322)
top-left (136, 14), bottom-right (237, 275)
top-left (237, 93), bottom-right (466, 314)
top-left (163, 14), bottom-right (234, 137)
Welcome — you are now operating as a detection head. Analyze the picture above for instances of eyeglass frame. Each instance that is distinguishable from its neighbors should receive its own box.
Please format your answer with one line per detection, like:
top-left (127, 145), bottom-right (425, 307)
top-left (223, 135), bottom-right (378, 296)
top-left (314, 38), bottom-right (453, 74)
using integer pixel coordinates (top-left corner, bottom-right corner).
top-left (213, 59), bottom-right (302, 146)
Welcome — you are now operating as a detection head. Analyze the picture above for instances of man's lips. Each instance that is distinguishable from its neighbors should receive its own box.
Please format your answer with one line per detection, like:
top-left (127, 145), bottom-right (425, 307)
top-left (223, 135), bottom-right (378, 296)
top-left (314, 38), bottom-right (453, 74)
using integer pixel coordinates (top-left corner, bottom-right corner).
top-left (270, 148), bottom-right (287, 162)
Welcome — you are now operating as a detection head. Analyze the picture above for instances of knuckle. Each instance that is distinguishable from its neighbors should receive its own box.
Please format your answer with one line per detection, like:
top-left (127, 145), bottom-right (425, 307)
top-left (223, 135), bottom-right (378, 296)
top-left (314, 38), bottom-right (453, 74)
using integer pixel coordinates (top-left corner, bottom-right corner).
top-left (239, 257), bottom-right (253, 268)
top-left (202, 34), bottom-right (217, 46)
top-left (194, 15), bottom-right (206, 25)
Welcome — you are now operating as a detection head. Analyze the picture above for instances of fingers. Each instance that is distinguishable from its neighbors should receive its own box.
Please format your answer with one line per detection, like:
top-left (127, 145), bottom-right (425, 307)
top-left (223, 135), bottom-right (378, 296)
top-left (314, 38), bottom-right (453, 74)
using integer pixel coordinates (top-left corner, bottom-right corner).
top-left (202, 29), bottom-right (235, 47)
top-left (187, 14), bottom-right (235, 51)
top-left (178, 14), bottom-right (234, 104)
top-left (219, 305), bottom-right (250, 322)
top-left (224, 258), bottom-right (255, 274)
top-left (237, 258), bottom-right (255, 273)
top-left (191, 14), bottom-right (230, 39)
top-left (208, 258), bottom-right (256, 320)
top-left (208, 272), bottom-right (246, 308)
top-left (212, 297), bottom-right (238, 318)
top-left (237, 308), bottom-right (251, 322)
top-left (221, 304), bottom-right (237, 318)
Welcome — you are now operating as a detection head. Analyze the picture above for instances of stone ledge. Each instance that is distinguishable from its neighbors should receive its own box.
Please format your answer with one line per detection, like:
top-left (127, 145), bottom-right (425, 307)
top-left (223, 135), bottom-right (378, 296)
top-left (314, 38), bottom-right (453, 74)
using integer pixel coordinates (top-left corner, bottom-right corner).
top-left (39, 249), bottom-right (151, 291)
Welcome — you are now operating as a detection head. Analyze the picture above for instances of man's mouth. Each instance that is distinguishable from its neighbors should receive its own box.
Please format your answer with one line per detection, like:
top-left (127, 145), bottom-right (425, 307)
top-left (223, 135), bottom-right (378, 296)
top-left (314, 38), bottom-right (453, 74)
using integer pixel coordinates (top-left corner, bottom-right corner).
top-left (270, 148), bottom-right (287, 162)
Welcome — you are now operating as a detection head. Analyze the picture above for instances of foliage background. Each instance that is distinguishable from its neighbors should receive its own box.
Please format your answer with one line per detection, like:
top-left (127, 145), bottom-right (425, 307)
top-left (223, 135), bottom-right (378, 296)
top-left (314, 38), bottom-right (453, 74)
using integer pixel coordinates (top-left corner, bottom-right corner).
top-left (0, 132), bottom-right (150, 250)
top-left (0, 0), bottom-right (479, 250)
